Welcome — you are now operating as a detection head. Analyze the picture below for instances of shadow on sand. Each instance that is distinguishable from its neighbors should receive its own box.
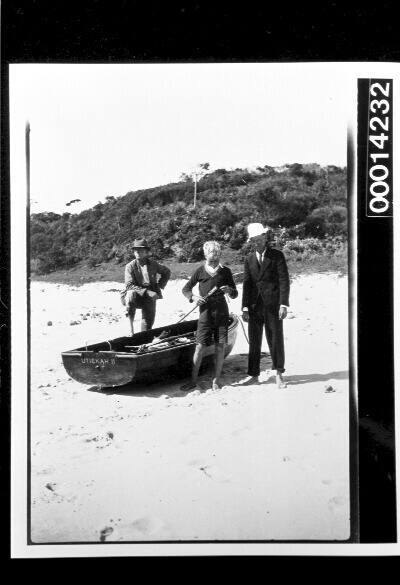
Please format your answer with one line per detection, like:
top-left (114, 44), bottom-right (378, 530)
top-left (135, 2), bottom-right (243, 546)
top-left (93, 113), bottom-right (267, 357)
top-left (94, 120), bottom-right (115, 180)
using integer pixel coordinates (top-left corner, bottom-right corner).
top-left (86, 352), bottom-right (270, 398)
top-left (282, 370), bottom-right (348, 386)
top-left (86, 352), bottom-right (347, 397)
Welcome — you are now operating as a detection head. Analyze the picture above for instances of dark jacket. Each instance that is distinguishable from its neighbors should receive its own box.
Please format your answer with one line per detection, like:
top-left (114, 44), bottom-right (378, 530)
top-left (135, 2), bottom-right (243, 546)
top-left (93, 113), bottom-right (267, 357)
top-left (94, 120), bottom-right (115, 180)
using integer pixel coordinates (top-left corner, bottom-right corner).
top-left (122, 258), bottom-right (171, 299)
top-left (242, 247), bottom-right (290, 310)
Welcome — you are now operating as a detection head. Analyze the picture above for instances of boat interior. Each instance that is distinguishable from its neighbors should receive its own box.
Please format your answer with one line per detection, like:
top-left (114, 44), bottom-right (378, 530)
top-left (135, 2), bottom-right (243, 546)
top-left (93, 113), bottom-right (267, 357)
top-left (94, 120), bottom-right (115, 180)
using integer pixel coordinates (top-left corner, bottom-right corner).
top-left (70, 316), bottom-right (236, 354)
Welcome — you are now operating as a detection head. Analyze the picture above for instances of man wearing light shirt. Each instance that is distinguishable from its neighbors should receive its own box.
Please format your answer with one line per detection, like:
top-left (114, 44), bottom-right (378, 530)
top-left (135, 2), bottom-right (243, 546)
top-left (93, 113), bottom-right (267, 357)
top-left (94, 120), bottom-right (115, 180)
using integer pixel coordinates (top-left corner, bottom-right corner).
top-left (241, 223), bottom-right (290, 388)
top-left (121, 238), bottom-right (171, 335)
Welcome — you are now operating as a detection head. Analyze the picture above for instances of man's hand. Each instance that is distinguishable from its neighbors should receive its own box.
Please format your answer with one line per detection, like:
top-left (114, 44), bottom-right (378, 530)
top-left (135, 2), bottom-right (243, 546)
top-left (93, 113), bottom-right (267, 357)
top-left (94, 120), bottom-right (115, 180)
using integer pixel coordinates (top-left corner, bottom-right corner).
top-left (146, 290), bottom-right (160, 301)
top-left (192, 295), bottom-right (207, 306)
top-left (279, 306), bottom-right (287, 320)
top-left (220, 285), bottom-right (233, 295)
top-left (242, 309), bottom-right (249, 322)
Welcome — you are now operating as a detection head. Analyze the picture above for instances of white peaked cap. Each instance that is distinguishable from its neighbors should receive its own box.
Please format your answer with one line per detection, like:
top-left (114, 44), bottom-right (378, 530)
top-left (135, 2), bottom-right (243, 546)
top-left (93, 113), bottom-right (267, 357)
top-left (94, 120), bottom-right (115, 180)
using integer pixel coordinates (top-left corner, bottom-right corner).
top-left (247, 222), bottom-right (269, 242)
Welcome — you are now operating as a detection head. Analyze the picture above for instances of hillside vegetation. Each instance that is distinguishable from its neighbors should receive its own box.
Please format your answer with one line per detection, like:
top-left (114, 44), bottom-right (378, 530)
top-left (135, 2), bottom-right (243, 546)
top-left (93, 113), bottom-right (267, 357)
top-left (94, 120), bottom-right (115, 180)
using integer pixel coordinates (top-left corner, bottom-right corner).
top-left (30, 163), bottom-right (347, 278)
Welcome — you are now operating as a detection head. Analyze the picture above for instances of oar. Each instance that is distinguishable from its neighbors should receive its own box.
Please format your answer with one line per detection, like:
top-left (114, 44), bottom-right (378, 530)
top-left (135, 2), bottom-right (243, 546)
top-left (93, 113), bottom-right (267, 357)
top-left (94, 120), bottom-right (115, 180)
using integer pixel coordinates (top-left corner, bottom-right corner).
top-left (176, 286), bottom-right (217, 323)
top-left (125, 331), bottom-right (195, 352)
top-left (150, 304), bottom-right (197, 343)
top-left (179, 285), bottom-right (220, 324)
top-left (137, 286), bottom-right (220, 350)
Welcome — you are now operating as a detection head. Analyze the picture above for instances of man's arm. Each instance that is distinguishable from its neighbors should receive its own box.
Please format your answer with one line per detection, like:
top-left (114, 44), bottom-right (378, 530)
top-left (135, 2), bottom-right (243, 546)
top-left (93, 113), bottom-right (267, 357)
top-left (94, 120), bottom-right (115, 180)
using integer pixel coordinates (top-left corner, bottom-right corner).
top-left (277, 251), bottom-right (290, 307)
top-left (182, 268), bottom-right (200, 302)
top-left (221, 268), bottom-right (238, 299)
top-left (242, 257), bottom-right (252, 310)
top-left (155, 261), bottom-right (171, 290)
top-left (124, 263), bottom-right (134, 287)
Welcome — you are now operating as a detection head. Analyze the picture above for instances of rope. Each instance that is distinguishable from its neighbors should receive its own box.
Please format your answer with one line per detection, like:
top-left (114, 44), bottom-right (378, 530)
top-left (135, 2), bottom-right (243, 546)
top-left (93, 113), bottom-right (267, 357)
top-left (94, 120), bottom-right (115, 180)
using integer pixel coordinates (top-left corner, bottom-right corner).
top-left (236, 313), bottom-right (250, 345)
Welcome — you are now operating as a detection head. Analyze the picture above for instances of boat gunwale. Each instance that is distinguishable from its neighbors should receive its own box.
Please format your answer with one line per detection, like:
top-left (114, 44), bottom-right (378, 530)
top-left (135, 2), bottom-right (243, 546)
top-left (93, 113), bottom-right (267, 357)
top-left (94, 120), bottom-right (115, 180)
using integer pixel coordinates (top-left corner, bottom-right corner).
top-left (61, 314), bottom-right (239, 359)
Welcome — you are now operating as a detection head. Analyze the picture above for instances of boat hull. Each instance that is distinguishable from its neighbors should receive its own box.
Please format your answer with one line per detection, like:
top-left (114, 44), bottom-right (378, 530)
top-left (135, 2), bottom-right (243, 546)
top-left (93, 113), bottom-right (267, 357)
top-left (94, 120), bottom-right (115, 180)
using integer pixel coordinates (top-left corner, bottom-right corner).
top-left (62, 315), bottom-right (239, 388)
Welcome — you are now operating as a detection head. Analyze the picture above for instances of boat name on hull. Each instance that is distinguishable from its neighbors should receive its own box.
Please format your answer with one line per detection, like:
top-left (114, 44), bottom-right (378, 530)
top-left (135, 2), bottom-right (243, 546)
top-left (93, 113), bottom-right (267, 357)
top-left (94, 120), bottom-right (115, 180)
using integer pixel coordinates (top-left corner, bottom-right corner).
top-left (81, 357), bottom-right (116, 366)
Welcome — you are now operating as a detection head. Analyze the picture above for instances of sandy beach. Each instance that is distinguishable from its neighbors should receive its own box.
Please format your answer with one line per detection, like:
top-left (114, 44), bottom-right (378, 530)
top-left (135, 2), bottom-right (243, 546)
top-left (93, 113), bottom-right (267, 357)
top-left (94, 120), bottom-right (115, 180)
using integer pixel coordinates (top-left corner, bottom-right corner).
top-left (30, 272), bottom-right (350, 542)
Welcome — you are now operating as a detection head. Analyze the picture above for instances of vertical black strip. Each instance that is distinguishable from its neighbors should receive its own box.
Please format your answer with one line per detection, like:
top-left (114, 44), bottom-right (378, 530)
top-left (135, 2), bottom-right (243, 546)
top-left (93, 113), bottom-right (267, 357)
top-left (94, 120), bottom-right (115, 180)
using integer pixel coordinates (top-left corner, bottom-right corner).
top-left (358, 78), bottom-right (397, 542)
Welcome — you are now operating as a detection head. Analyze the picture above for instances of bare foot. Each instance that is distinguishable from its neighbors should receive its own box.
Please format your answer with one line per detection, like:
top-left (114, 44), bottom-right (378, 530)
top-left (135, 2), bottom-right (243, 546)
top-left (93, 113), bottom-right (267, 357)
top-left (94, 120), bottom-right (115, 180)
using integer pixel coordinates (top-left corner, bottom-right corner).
top-left (276, 373), bottom-right (287, 388)
top-left (239, 375), bottom-right (260, 386)
top-left (212, 379), bottom-right (222, 391)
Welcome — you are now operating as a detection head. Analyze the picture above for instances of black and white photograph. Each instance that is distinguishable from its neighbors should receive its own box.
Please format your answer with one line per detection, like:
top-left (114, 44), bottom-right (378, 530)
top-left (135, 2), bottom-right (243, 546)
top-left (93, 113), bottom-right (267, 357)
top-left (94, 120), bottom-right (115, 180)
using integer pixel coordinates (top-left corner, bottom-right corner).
top-left (7, 61), bottom-right (399, 556)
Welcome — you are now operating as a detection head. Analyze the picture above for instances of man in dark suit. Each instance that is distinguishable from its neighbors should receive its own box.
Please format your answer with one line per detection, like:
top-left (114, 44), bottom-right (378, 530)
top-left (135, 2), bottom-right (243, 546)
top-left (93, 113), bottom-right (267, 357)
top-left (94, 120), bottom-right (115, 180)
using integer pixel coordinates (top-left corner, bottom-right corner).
top-left (121, 238), bottom-right (171, 334)
top-left (241, 223), bottom-right (290, 388)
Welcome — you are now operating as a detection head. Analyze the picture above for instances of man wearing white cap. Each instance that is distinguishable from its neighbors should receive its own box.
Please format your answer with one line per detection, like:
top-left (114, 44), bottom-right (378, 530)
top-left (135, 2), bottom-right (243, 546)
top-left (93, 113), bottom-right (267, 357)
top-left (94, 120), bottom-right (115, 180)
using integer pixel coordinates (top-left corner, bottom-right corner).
top-left (242, 223), bottom-right (290, 388)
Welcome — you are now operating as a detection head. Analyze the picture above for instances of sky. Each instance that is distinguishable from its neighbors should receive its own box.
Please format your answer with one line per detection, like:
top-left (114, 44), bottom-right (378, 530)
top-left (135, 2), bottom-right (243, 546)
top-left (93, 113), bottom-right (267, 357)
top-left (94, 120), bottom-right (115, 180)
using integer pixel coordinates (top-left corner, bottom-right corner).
top-left (10, 63), bottom-right (352, 214)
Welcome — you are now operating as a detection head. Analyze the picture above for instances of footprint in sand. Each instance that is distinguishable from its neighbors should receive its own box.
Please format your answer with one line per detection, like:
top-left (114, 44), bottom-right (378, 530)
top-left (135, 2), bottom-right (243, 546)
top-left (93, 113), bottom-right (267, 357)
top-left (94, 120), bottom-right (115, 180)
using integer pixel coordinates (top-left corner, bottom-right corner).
top-left (99, 526), bottom-right (114, 542)
top-left (200, 464), bottom-right (231, 483)
top-left (232, 426), bottom-right (250, 437)
top-left (84, 431), bottom-right (115, 449)
top-left (188, 459), bottom-right (231, 483)
top-left (109, 517), bottom-right (169, 540)
top-left (328, 496), bottom-right (346, 512)
top-left (36, 467), bottom-right (55, 476)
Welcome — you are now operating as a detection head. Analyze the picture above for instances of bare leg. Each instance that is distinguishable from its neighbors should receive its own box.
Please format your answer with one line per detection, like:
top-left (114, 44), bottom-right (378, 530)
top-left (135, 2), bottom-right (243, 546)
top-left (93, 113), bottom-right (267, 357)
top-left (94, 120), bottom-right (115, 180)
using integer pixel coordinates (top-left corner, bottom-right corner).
top-left (140, 296), bottom-right (156, 331)
top-left (191, 343), bottom-right (205, 383)
top-left (124, 290), bottom-right (137, 336)
top-left (212, 342), bottom-right (226, 389)
top-left (181, 343), bottom-right (205, 390)
top-left (128, 315), bottom-right (135, 336)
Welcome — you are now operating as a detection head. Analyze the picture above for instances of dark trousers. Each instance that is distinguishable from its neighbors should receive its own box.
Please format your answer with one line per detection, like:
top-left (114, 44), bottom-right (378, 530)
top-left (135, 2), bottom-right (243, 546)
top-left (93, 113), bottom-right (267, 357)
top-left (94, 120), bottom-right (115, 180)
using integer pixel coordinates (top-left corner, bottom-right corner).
top-left (248, 299), bottom-right (285, 375)
top-left (125, 290), bottom-right (156, 331)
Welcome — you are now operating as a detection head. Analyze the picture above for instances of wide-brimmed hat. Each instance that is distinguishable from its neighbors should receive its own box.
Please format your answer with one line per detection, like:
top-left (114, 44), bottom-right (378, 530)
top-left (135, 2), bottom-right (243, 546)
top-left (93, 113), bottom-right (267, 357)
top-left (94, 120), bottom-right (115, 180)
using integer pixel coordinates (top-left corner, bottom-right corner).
top-left (133, 238), bottom-right (150, 249)
top-left (246, 223), bottom-right (269, 242)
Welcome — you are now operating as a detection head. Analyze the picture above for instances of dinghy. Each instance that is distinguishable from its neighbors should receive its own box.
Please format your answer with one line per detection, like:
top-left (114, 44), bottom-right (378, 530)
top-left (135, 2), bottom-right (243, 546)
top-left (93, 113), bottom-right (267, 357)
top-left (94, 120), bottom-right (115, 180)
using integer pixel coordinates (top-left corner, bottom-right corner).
top-left (61, 314), bottom-right (239, 388)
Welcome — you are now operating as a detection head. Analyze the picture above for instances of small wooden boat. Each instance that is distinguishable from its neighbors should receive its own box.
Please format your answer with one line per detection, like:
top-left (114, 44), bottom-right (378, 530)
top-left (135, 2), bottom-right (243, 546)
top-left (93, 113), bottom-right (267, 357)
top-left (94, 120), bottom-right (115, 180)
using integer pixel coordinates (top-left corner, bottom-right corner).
top-left (61, 314), bottom-right (239, 388)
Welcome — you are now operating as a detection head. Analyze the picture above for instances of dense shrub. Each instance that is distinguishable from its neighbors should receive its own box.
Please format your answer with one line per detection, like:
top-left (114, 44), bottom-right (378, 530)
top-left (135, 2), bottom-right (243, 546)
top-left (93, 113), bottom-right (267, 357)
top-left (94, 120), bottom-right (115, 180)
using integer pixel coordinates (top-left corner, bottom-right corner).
top-left (176, 234), bottom-right (205, 262)
top-left (282, 235), bottom-right (346, 263)
top-left (30, 164), bottom-right (347, 273)
top-left (305, 205), bottom-right (347, 237)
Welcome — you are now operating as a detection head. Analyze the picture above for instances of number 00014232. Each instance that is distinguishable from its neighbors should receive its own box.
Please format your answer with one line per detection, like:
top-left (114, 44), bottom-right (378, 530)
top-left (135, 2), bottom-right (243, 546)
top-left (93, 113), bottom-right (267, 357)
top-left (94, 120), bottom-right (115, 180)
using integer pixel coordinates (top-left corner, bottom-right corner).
top-left (368, 81), bottom-right (391, 215)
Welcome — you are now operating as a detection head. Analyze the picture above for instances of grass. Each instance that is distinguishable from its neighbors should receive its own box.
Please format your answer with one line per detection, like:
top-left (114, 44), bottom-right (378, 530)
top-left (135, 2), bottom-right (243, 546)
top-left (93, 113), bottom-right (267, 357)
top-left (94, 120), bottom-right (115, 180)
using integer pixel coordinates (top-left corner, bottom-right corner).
top-left (31, 248), bottom-right (348, 287)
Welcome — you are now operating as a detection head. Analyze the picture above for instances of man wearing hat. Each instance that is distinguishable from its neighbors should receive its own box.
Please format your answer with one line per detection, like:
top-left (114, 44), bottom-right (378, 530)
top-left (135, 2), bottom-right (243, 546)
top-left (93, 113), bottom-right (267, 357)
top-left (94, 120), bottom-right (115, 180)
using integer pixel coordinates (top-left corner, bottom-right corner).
top-left (121, 238), bottom-right (171, 335)
top-left (242, 223), bottom-right (290, 388)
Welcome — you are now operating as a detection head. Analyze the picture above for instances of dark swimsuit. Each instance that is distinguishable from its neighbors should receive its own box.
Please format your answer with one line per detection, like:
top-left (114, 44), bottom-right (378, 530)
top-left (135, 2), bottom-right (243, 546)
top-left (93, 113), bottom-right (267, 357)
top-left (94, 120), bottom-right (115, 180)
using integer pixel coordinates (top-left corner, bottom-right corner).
top-left (182, 265), bottom-right (238, 346)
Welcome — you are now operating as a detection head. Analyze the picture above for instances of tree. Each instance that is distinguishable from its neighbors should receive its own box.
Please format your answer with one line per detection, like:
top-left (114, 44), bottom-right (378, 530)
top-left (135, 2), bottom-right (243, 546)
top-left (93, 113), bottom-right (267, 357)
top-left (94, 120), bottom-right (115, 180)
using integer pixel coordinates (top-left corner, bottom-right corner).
top-left (188, 163), bottom-right (211, 208)
top-left (65, 198), bottom-right (81, 207)
top-left (305, 205), bottom-right (347, 237)
top-left (288, 163), bottom-right (304, 177)
top-left (179, 172), bottom-right (193, 182)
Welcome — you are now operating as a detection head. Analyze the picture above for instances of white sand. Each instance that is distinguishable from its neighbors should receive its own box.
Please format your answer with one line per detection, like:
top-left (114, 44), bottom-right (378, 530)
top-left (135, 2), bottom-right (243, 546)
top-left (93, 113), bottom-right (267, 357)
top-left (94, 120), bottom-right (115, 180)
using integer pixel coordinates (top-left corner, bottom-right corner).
top-left (30, 273), bottom-right (350, 542)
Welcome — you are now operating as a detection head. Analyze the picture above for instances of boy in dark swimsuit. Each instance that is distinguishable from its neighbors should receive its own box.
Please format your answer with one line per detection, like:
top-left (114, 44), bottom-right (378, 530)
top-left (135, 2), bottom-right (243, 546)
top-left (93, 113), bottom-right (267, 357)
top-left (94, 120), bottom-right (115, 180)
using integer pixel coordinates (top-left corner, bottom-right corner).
top-left (181, 241), bottom-right (238, 391)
